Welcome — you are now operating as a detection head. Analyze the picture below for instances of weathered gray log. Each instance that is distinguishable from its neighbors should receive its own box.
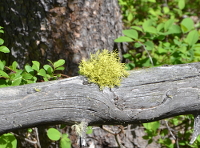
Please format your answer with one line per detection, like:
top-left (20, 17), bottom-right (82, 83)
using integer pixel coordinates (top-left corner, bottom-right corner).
top-left (1, 62), bottom-right (200, 137)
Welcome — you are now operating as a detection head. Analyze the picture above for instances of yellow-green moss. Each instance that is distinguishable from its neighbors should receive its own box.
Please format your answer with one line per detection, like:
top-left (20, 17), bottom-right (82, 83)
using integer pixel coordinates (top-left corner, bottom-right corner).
top-left (79, 49), bottom-right (129, 90)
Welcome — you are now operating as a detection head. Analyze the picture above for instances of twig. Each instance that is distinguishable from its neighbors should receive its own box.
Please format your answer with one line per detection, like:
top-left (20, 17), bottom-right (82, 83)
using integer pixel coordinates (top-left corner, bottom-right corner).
top-left (34, 127), bottom-right (41, 148)
top-left (11, 132), bottom-right (37, 145)
top-left (165, 120), bottom-right (179, 148)
top-left (102, 125), bottom-right (125, 148)
top-left (138, 41), bottom-right (154, 66)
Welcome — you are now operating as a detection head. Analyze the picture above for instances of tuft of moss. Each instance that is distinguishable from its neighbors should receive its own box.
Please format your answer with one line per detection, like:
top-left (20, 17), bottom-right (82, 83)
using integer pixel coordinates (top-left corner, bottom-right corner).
top-left (79, 49), bottom-right (129, 90)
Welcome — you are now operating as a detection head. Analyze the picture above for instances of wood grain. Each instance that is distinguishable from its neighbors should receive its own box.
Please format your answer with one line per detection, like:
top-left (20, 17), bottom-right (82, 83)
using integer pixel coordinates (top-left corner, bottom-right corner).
top-left (1, 62), bottom-right (200, 134)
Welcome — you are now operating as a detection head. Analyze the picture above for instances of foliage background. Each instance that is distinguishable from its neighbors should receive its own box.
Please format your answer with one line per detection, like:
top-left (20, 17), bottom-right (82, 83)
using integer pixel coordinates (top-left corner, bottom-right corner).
top-left (116, 0), bottom-right (200, 147)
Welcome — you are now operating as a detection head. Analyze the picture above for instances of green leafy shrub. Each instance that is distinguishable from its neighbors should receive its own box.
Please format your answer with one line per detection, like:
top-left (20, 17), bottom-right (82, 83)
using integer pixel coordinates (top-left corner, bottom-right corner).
top-left (117, 0), bottom-right (200, 147)
top-left (115, 17), bottom-right (200, 69)
top-left (0, 59), bottom-right (65, 87)
top-left (79, 49), bottom-right (129, 90)
top-left (118, 0), bottom-right (199, 28)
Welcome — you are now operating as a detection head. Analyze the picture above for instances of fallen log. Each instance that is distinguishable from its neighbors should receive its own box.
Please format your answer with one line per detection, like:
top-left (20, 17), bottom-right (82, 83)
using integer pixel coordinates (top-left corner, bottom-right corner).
top-left (1, 62), bottom-right (200, 143)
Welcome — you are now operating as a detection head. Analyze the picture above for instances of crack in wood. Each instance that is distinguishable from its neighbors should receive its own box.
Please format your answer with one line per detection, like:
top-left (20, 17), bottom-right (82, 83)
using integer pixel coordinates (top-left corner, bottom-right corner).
top-left (133, 74), bottom-right (200, 87)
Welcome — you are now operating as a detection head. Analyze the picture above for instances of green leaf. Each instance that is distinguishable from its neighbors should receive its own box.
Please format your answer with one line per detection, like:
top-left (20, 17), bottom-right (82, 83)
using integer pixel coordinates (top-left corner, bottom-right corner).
top-left (125, 63), bottom-right (135, 70)
top-left (10, 70), bottom-right (23, 80)
top-left (194, 44), bottom-right (200, 54)
top-left (142, 135), bottom-right (150, 140)
top-left (164, 19), bottom-right (174, 31)
top-left (131, 26), bottom-right (143, 32)
top-left (47, 128), bottom-right (61, 141)
top-left (53, 59), bottom-right (65, 68)
top-left (0, 60), bottom-right (5, 70)
top-left (174, 38), bottom-right (181, 46)
top-left (157, 47), bottom-right (167, 54)
top-left (0, 70), bottom-right (9, 78)
top-left (47, 59), bottom-right (54, 67)
top-left (144, 26), bottom-right (157, 34)
top-left (163, 6), bottom-right (169, 14)
top-left (22, 73), bottom-right (33, 80)
top-left (142, 19), bottom-right (152, 29)
top-left (163, 42), bottom-right (170, 47)
top-left (10, 61), bottom-right (18, 71)
top-left (114, 36), bottom-right (134, 42)
top-left (178, 46), bottom-right (187, 54)
top-left (28, 128), bottom-right (33, 133)
top-left (123, 53), bottom-right (132, 59)
top-left (168, 25), bottom-right (181, 34)
top-left (32, 61), bottom-right (40, 72)
top-left (127, 13), bottom-right (133, 22)
top-left (122, 29), bottom-right (138, 39)
top-left (180, 25), bottom-right (187, 33)
top-left (196, 135), bottom-right (200, 142)
top-left (0, 133), bottom-right (17, 148)
top-left (185, 30), bottom-right (199, 46)
top-left (157, 23), bottom-right (164, 32)
top-left (141, 58), bottom-right (152, 67)
top-left (142, 20), bottom-right (157, 34)
top-left (0, 46), bottom-right (10, 53)
top-left (181, 18), bottom-right (194, 33)
top-left (38, 69), bottom-right (46, 77)
top-left (60, 134), bottom-right (71, 148)
top-left (43, 65), bottom-right (53, 74)
top-left (25, 65), bottom-right (34, 73)
top-left (143, 121), bottom-right (160, 132)
top-left (148, 0), bottom-right (156, 2)
top-left (56, 74), bottom-right (61, 78)
top-left (55, 67), bottom-right (65, 71)
top-left (86, 126), bottom-right (93, 134)
top-left (25, 78), bottom-right (37, 84)
top-left (144, 41), bottom-right (154, 50)
top-left (12, 77), bottom-right (22, 86)
top-left (43, 77), bottom-right (49, 82)
top-left (0, 38), bottom-right (4, 45)
top-left (134, 42), bottom-right (142, 48)
top-left (178, 0), bottom-right (185, 9)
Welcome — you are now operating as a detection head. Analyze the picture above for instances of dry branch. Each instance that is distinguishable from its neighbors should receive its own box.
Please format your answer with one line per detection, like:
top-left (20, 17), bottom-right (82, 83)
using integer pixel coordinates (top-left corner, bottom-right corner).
top-left (1, 62), bottom-right (200, 141)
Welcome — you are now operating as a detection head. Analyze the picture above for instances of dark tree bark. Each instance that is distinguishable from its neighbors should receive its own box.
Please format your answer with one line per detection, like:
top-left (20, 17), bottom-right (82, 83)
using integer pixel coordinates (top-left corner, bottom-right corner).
top-left (0, 0), bottom-right (125, 76)
top-left (1, 62), bottom-right (200, 146)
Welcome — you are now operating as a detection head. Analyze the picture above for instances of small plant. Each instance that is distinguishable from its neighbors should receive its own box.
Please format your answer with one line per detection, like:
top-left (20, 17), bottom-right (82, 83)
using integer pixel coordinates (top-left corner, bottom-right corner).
top-left (47, 128), bottom-right (71, 148)
top-left (142, 121), bottom-right (160, 145)
top-left (0, 133), bottom-right (17, 148)
top-left (0, 59), bottom-right (65, 87)
top-left (79, 49), bottom-right (129, 90)
top-left (0, 26), bottom-right (10, 53)
top-left (47, 125), bottom-right (93, 148)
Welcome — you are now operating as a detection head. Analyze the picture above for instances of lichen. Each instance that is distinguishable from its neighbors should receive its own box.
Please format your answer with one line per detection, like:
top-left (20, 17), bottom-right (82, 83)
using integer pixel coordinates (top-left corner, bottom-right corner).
top-left (71, 121), bottom-right (88, 137)
top-left (79, 49), bottom-right (129, 90)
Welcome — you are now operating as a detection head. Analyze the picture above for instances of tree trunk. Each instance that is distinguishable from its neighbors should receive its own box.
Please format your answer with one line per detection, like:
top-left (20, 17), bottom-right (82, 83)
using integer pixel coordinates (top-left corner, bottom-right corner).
top-left (0, 0), bottom-right (125, 76)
